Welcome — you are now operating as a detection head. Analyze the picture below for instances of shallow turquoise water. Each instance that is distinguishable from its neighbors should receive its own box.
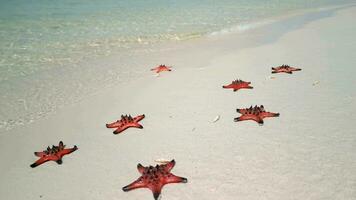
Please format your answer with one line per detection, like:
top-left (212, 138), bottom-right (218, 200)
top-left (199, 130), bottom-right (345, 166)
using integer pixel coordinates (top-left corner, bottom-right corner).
top-left (0, 0), bottom-right (354, 131)
top-left (1, 0), bottom-right (354, 82)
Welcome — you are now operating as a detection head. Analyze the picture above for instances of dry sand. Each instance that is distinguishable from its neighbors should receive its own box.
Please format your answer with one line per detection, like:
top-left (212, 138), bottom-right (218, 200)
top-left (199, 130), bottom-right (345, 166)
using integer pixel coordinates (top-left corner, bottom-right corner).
top-left (0, 5), bottom-right (355, 200)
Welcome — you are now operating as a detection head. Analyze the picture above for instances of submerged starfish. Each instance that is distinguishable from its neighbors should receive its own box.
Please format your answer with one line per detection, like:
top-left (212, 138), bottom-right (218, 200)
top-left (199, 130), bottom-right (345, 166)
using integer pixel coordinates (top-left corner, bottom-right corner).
top-left (272, 64), bottom-right (301, 74)
top-left (222, 79), bottom-right (253, 92)
top-left (106, 114), bottom-right (145, 134)
top-left (234, 105), bottom-right (279, 125)
top-left (123, 159), bottom-right (188, 200)
top-left (151, 64), bottom-right (172, 73)
top-left (30, 141), bottom-right (77, 168)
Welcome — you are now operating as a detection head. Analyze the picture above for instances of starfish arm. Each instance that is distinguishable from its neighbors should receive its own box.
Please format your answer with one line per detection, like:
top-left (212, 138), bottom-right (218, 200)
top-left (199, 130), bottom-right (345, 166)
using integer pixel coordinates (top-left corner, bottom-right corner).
top-left (58, 146), bottom-right (78, 157)
top-left (271, 70), bottom-right (278, 74)
top-left (30, 155), bottom-right (58, 168)
top-left (245, 85), bottom-right (253, 89)
top-left (222, 84), bottom-right (233, 89)
top-left (132, 123), bottom-right (143, 129)
top-left (259, 112), bottom-right (280, 119)
top-left (233, 88), bottom-right (239, 92)
top-left (113, 126), bottom-right (129, 134)
top-left (122, 178), bottom-right (146, 192)
top-left (137, 163), bottom-right (146, 174)
top-left (234, 115), bottom-right (264, 125)
top-left (34, 151), bottom-right (47, 157)
top-left (150, 185), bottom-right (162, 200)
top-left (290, 67), bottom-right (301, 71)
top-left (163, 159), bottom-right (176, 172)
top-left (236, 108), bottom-right (248, 114)
top-left (106, 121), bottom-right (121, 128)
top-left (165, 174), bottom-right (188, 184)
top-left (133, 114), bottom-right (145, 123)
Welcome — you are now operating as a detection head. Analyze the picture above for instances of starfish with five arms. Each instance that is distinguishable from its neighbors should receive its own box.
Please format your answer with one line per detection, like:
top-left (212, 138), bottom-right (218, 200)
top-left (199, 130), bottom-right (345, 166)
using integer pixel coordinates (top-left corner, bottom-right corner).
top-left (222, 79), bottom-right (253, 92)
top-left (151, 64), bottom-right (172, 73)
top-left (272, 64), bottom-right (301, 74)
top-left (234, 105), bottom-right (280, 125)
top-left (122, 159), bottom-right (188, 200)
top-left (106, 114), bottom-right (145, 134)
top-left (30, 141), bottom-right (77, 168)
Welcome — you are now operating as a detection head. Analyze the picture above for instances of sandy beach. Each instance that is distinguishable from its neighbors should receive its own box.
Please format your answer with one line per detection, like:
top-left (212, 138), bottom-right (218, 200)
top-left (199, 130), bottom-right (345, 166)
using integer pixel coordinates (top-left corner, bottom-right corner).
top-left (0, 5), bottom-right (355, 200)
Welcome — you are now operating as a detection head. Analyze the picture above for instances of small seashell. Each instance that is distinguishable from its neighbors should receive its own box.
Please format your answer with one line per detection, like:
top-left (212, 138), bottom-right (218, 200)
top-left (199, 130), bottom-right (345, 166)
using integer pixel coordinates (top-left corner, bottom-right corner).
top-left (155, 159), bottom-right (170, 164)
top-left (312, 81), bottom-right (320, 86)
top-left (212, 115), bottom-right (220, 123)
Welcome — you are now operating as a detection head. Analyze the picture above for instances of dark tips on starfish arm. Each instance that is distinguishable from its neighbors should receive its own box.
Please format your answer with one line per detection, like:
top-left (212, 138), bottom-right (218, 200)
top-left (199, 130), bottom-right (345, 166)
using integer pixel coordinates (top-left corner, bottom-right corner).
top-left (30, 163), bottom-right (38, 168)
top-left (153, 192), bottom-right (160, 200)
top-left (122, 186), bottom-right (130, 192)
top-left (181, 177), bottom-right (188, 183)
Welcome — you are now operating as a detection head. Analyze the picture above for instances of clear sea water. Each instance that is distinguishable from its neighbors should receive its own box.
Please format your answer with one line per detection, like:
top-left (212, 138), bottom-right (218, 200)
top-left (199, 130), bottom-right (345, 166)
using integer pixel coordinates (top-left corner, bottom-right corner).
top-left (0, 0), bottom-right (354, 132)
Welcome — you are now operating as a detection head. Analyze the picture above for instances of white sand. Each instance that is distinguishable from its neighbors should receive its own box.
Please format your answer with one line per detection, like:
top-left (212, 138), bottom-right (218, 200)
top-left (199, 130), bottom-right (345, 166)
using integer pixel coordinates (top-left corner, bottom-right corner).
top-left (0, 6), bottom-right (355, 200)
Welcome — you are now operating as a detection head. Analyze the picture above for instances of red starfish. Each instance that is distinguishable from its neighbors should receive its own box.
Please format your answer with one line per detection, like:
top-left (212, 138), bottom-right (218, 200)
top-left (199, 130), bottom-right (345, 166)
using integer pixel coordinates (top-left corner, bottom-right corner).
top-left (151, 64), bottom-right (172, 73)
top-left (122, 159), bottom-right (188, 200)
top-left (106, 114), bottom-right (145, 134)
top-left (272, 64), bottom-right (301, 74)
top-left (30, 141), bottom-right (77, 168)
top-left (222, 79), bottom-right (253, 92)
top-left (234, 105), bottom-right (279, 125)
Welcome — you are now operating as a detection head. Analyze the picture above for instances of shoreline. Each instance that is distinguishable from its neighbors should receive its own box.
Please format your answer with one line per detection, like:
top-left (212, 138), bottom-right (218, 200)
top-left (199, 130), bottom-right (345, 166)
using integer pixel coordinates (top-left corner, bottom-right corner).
top-left (1, 5), bottom-right (356, 200)
top-left (1, 4), bottom-right (353, 133)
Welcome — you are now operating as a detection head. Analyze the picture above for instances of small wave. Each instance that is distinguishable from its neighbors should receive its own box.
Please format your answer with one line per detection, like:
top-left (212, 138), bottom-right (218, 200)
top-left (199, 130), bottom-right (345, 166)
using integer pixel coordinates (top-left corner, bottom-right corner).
top-left (208, 19), bottom-right (276, 37)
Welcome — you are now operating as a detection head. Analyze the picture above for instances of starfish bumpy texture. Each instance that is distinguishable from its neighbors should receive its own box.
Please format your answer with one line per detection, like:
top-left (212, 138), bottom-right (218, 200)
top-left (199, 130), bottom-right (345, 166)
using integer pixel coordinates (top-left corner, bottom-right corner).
top-left (123, 159), bottom-right (187, 200)
top-left (30, 141), bottom-right (77, 168)
top-left (106, 114), bottom-right (145, 134)
top-left (151, 64), bottom-right (172, 73)
top-left (222, 79), bottom-right (253, 92)
top-left (272, 65), bottom-right (301, 74)
top-left (234, 105), bottom-right (279, 125)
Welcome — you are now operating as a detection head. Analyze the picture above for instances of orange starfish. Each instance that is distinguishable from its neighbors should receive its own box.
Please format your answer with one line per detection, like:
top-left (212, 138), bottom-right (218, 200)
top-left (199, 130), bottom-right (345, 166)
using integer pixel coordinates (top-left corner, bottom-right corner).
top-left (222, 79), bottom-right (253, 92)
top-left (123, 159), bottom-right (187, 200)
top-left (30, 141), bottom-right (77, 168)
top-left (272, 65), bottom-right (301, 74)
top-left (234, 105), bottom-right (279, 125)
top-left (151, 64), bottom-right (172, 73)
top-left (106, 114), bottom-right (145, 134)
